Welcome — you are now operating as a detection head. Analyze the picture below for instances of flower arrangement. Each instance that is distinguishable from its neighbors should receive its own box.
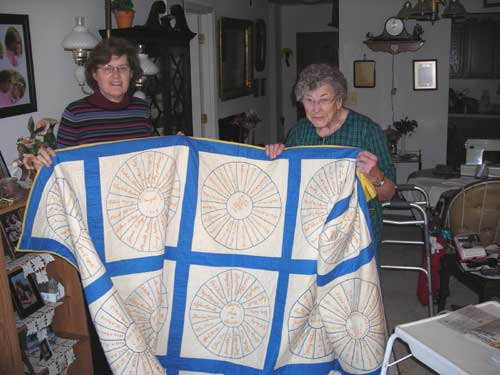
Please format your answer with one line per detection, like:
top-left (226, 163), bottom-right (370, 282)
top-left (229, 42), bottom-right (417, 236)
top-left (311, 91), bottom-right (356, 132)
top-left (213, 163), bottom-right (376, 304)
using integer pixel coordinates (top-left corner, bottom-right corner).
top-left (231, 109), bottom-right (262, 130)
top-left (13, 117), bottom-right (57, 173)
top-left (392, 117), bottom-right (418, 137)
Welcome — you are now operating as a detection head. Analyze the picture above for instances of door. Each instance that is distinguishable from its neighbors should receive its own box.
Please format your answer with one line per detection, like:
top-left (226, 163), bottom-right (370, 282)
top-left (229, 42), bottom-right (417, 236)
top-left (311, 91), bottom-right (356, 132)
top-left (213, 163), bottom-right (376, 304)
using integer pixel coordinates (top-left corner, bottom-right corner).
top-left (296, 32), bottom-right (338, 119)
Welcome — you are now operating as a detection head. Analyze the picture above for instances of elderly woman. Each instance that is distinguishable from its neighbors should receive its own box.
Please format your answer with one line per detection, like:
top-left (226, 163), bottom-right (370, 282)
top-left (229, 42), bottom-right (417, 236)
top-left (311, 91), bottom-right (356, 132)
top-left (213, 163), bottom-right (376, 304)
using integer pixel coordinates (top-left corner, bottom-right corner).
top-left (34, 37), bottom-right (154, 168)
top-left (266, 63), bottom-right (396, 246)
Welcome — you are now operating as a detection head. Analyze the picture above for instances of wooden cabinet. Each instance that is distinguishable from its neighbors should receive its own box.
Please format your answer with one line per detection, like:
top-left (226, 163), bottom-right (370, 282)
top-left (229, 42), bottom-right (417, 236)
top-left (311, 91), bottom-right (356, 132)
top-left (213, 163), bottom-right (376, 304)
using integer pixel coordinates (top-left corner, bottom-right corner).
top-left (100, 5), bottom-right (196, 136)
top-left (450, 14), bottom-right (500, 78)
top-left (0, 200), bottom-right (92, 375)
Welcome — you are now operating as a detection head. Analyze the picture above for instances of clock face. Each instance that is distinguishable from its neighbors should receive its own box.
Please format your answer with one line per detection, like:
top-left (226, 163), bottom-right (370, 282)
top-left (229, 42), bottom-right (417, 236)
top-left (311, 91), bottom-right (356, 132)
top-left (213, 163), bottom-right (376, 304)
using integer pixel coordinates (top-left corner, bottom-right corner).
top-left (385, 17), bottom-right (404, 37)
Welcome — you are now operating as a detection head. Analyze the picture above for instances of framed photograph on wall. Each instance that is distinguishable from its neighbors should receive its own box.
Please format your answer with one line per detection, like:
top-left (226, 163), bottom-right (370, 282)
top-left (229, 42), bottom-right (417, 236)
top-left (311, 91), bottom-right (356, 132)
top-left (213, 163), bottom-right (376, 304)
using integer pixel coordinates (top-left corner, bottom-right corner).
top-left (8, 268), bottom-right (44, 318)
top-left (413, 60), bottom-right (437, 90)
top-left (0, 14), bottom-right (37, 119)
top-left (484, 1), bottom-right (500, 8)
top-left (353, 60), bottom-right (376, 88)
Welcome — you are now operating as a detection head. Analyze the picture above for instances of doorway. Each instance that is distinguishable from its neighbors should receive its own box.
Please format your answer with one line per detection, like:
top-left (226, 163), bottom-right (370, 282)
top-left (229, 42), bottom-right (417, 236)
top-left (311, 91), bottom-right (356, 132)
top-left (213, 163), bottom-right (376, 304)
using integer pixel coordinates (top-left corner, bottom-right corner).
top-left (296, 32), bottom-right (338, 119)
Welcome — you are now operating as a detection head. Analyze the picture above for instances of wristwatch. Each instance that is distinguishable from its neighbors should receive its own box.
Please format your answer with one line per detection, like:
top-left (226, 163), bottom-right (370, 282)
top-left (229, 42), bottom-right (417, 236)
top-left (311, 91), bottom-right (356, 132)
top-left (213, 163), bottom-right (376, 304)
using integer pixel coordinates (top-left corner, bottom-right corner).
top-left (373, 175), bottom-right (385, 188)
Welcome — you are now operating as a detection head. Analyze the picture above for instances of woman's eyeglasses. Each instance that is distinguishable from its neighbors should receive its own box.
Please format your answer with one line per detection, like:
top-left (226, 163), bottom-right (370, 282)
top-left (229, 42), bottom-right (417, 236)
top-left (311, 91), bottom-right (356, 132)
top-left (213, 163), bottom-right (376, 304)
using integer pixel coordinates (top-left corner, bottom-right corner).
top-left (302, 97), bottom-right (336, 109)
top-left (98, 64), bottom-right (131, 75)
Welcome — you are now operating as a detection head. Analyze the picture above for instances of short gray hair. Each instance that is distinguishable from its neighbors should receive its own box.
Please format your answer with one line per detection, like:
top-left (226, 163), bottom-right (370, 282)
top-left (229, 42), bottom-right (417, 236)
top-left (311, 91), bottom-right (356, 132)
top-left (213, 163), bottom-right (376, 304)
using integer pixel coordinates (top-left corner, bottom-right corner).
top-left (294, 63), bottom-right (348, 102)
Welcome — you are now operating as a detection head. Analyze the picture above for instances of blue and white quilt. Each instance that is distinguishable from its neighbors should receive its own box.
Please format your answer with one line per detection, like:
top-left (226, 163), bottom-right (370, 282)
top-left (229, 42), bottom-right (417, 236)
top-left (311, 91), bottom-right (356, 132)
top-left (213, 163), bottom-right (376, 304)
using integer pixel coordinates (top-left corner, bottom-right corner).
top-left (19, 136), bottom-right (386, 375)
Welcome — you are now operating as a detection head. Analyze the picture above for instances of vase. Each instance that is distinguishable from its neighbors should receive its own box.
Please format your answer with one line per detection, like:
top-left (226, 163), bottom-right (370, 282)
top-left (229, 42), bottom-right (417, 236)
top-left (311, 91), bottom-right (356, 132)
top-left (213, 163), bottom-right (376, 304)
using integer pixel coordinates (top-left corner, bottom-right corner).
top-left (114, 10), bottom-right (135, 29)
top-left (399, 134), bottom-right (407, 155)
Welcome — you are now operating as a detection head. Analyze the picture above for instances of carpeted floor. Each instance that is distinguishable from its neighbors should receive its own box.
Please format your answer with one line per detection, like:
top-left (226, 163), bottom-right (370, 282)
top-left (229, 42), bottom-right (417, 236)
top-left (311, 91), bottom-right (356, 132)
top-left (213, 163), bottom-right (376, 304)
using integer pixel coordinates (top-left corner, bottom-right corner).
top-left (379, 219), bottom-right (479, 374)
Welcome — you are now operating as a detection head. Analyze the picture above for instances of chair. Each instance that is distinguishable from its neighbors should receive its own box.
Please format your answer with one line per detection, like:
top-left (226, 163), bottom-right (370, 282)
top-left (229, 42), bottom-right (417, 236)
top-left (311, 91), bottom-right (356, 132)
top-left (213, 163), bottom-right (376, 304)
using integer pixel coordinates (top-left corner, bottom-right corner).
top-left (444, 178), bottom-right (500, 246)
top-left (438, 178), bottom-right (500, 310)
top-left (381, 184), bottom-right (434, 317)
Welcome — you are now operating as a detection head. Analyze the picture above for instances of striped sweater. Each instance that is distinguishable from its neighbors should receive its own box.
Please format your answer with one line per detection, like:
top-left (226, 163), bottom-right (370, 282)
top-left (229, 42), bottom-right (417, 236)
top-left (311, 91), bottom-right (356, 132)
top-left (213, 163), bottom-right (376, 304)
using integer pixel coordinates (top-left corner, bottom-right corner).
top-left (56, 90), bottom-right (154, 148)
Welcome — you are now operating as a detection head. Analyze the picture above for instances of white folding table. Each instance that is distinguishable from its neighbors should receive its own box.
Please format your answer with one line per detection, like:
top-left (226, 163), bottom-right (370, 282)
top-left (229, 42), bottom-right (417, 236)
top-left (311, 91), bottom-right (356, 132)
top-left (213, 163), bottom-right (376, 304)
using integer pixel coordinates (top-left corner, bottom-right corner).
top-left (381, 301), bottom-right (500, 375)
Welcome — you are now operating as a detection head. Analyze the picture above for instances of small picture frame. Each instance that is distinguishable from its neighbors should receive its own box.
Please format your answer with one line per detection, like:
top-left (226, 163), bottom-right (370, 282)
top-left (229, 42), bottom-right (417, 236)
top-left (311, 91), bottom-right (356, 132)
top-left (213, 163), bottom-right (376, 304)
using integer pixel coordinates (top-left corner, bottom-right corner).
top-left (38, 338), bottom-right (53, 362)
top-left (0, 210), bottom-right (23, 259)
top-left (353, 60), bottom-right (376, 88)
top-left (8, 268), bottom-right (44, 318)
top-left (413, 59), bottom-right (437, 90)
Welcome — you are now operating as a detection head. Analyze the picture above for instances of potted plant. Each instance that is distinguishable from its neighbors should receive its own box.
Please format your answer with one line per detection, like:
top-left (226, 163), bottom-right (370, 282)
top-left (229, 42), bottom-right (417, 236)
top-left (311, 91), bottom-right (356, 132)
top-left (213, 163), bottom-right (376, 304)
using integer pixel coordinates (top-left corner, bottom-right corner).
top-left (112, 0), bottom-right (135, 29)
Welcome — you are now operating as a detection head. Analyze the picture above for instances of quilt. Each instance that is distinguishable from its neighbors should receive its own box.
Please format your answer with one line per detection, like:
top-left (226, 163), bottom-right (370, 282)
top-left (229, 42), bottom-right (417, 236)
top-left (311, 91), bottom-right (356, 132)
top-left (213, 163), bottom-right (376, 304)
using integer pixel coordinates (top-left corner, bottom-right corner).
top-left (18, 136), bottom-right (386, 375)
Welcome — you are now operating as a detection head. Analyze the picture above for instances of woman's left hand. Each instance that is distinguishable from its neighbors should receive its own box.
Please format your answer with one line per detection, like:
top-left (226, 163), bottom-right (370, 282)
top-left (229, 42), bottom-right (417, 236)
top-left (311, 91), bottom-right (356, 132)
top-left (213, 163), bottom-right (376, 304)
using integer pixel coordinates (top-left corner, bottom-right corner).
top-left (356, 150), bottom-right (382, 181)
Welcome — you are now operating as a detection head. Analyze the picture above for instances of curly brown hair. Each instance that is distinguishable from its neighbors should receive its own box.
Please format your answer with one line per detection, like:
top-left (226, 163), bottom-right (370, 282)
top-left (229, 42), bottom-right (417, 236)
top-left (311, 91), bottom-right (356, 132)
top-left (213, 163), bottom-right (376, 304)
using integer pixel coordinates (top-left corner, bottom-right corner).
top-left (85, 37), bottom-right (142, 93)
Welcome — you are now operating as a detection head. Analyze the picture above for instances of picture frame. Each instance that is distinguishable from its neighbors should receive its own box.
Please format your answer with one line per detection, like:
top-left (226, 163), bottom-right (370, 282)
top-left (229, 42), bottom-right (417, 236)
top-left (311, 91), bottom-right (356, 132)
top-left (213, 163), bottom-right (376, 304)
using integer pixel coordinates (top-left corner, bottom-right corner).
top-left (353, 60), bottom-right (376, 88)
top-left (0, 150), bottom-right (10, 179)
top-left (8, 268), bottom-right (44, 319)
top-left (0, 209), bottom-right (23, 259)
top-left (413, 59), bottom-right (437, 91)
top-left (0, 14), bottom-right (37, 119)
top-left (218, 17), bottom-right (254, 101)
top-left (484, 0), bottom-right (500, 8)
top-left (38, 338), bottom-right (53, 362)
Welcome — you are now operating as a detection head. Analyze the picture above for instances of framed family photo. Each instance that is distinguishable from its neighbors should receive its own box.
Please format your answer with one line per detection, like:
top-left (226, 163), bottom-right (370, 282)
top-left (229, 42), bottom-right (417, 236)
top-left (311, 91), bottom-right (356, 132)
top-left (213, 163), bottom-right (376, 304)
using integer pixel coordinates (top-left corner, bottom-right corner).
top-left (413, 59), bottom-right (437, 90)
top-left (353, 60), bottom-right (376, 88)
top-left (8, 268), bottom-right (44, 318)
top-left (0, 210), bottom-right (23, 259)
top-left (0, 14), bottom-right (37, 118)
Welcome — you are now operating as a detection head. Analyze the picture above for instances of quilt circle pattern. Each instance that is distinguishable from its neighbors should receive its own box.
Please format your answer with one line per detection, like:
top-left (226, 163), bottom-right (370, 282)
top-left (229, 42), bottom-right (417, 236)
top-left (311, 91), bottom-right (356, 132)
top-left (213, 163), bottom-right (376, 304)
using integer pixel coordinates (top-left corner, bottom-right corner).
top-left (46, 178), bottom-right (103, 281)
top-left (125, 276), bottom-right (168, 351)
top-left (301, 160), bottom-right (354, 249)
top-left (106, 151), bottom-right (180, 252)
top-left (319, 278), bottom-right (385, 373)
top-left (200, 162), bottom-right (282, 250)
top-left (288, 285), bottom-right (334, 359)
top-left (189, 269), bottom-right (271, 358)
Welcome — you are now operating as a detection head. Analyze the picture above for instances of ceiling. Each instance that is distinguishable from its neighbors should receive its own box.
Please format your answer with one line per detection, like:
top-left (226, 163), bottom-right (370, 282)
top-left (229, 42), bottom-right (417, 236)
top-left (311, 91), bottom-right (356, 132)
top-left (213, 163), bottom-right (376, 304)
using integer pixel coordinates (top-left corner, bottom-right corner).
top-left (268, 0), bottom-right (331, 5)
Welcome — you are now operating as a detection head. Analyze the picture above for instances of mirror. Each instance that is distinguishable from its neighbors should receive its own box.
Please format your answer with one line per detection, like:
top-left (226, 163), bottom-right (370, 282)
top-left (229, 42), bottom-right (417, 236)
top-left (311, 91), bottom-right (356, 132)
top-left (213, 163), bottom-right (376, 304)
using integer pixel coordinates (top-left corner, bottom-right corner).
top-left (218, 17), bottom-right (253, 101)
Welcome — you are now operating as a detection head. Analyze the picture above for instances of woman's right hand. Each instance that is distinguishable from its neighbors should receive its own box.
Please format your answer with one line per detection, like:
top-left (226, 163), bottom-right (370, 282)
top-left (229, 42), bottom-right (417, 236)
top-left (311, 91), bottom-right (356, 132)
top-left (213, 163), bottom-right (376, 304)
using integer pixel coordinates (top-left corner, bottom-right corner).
top-left (265, 143), bottom-right (285, 159)
top-left (33, 146), bottom-right (56, 170)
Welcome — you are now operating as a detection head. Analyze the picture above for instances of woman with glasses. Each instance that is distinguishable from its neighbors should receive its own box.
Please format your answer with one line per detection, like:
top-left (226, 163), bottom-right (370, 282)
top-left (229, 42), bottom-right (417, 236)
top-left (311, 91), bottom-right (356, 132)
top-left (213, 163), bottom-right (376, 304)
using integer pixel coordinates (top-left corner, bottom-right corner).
top-left (265, 63), bottom-right (396, 246)
top-left (32, 37), bottom-right (154, 375)
top-left (34, 37), bottom-right (154, 168)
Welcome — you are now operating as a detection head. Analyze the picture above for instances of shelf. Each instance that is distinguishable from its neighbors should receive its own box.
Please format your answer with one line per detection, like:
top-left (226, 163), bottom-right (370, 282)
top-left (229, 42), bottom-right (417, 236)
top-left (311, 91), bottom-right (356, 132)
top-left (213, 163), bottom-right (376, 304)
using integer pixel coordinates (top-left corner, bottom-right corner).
top-left (449, 113), bottom-right (500, 118)
top-left (364, 39), bottom-right (424, 54)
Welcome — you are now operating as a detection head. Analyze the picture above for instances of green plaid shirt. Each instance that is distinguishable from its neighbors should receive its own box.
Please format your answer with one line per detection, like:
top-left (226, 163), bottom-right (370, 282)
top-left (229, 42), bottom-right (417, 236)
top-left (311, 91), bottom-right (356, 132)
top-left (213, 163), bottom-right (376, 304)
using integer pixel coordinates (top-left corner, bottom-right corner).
top-left (285, 110), bottom-right (396, 245)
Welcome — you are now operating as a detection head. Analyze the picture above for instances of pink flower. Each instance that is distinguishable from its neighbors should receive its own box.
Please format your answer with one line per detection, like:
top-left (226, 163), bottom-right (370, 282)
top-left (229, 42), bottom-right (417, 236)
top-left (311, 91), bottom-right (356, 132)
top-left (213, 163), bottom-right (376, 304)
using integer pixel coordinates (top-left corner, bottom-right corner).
top-left (22, 154), bottom-right (36, 170)
top-left (35, 118), bottom-right (57, 136)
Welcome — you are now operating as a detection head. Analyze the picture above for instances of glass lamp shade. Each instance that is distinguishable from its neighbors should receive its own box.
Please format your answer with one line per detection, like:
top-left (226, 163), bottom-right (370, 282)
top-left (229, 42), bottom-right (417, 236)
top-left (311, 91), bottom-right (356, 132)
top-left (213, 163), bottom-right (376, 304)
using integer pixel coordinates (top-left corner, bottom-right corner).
top-left (138, 53), bottom-right (159, 76)
top-left (442, 0), bottom-right (467, 19)
top-left (62, 16), bottom-right (99, 51)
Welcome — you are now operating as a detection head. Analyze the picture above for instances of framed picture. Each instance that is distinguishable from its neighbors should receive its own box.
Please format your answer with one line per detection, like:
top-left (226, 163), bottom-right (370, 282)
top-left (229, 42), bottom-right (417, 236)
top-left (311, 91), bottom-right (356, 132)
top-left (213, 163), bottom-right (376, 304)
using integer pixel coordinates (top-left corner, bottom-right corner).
top-left (0, 210), bottom-right (23, 259)
top-left (353, 60), bottom-right (376, 88)
top-left (8, 268), bottom-right (44, 318)
top-left (413, 60), bottom-right (437, 90)
top-left (0, 150), bottom-right (10, 179)
top-left (0, 14), bottom-right (37, 119)
top-left (484, 0), bottom-right (500, 8)
top-left (38, 338), bottom-right (53, 362)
